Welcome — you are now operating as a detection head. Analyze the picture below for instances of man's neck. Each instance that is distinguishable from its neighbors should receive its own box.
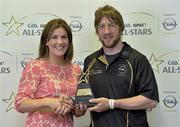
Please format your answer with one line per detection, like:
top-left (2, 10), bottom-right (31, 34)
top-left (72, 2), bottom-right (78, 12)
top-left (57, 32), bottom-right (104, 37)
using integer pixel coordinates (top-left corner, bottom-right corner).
top-left (103, 41), bottom-right (124, 55)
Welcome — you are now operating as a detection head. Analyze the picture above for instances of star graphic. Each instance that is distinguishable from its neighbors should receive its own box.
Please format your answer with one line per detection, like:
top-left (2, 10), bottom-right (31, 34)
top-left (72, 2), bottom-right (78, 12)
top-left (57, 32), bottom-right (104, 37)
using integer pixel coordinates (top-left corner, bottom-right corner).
top-left (2, 92), bottom-right (16, 112)
top-left (79, 72), bottom-right (89, 83)
top-left (2, 16), bottom-right (24, 36)
top-left (149, 53), bottom-right (164, 73)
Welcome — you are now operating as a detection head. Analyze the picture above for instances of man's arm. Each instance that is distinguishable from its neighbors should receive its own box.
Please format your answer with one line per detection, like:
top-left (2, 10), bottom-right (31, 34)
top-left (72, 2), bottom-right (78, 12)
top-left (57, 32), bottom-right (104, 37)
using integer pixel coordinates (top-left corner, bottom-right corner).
top-left (114, 95), bottom-right (157, 110)
top-left (88, 95), bottom-right (158, 112)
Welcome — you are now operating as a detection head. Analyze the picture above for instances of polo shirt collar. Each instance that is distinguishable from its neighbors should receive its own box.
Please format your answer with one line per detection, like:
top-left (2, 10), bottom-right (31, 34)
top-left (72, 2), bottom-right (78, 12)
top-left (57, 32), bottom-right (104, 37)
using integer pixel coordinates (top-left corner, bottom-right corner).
top-left (97, 42), bottom-right (132, 59)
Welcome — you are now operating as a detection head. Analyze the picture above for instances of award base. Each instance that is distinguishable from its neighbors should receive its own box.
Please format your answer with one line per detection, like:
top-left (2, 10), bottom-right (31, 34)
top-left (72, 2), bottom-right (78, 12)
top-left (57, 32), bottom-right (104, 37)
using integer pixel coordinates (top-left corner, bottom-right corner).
top-left (74, 83), bottom-right (96, 107)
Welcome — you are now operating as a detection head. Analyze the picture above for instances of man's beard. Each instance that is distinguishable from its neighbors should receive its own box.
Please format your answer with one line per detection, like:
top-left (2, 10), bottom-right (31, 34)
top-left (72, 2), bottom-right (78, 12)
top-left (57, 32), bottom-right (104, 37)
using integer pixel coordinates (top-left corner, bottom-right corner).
top-left (101, 35), bottom-right (121, 48)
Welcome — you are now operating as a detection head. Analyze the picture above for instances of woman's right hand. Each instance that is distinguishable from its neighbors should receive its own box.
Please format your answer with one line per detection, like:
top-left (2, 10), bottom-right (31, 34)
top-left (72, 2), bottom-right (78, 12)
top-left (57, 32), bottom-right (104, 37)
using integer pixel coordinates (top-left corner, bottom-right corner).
top-left (38, 98), bottom-right (61, 113)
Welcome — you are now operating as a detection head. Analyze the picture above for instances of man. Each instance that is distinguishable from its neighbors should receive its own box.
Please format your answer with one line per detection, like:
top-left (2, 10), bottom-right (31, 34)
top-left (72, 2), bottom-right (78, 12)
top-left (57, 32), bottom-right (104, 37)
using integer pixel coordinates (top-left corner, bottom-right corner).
top-left (84, 5), bottom-right (159, 127)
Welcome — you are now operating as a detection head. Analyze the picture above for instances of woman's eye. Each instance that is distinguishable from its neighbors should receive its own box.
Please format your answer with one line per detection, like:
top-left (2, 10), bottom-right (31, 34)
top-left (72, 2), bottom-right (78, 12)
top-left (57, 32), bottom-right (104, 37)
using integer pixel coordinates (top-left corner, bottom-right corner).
top-left (49, 35), bottom-right (68, 41)
top-left (50, 36), bottom-right (58, 39)
top-left (62, 35), bottom-right (68, 39)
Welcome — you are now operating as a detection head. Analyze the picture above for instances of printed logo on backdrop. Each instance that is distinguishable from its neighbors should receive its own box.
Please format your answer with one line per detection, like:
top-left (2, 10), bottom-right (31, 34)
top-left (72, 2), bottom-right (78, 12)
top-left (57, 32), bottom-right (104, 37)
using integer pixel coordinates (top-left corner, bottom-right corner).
top-left (0, 50), bottom-right (16, 74)
top-left (73, 60), bottom-right (84, 69)
top-left (162, 91), bottom-right (178, 112)
top-left (149, 50), bottom-right (180, 74)
top-left (73, 51), bottom-right (94, 69)
top-left (163, 95), bottom-right (177, 108)
top-left (17, 53), bottom-right (35, 72)
top-left (21, 57), bottom-right (33, 68)
top-left (159, 14), bottom-right (178, 34)
top-left (2, 91), bottom-right (16, 112)
top-left (2, 13), bottom-right (59, 36)
top-left (123, 12), bottom-right (154, 36)
top-left (69, 16), bottom-right (83, 34)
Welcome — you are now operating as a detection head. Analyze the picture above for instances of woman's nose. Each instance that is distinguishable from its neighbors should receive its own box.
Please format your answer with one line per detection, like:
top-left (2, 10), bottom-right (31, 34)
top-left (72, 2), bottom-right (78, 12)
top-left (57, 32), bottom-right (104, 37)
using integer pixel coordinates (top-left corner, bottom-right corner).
top-left (56, 37), bottom-right (64, 43)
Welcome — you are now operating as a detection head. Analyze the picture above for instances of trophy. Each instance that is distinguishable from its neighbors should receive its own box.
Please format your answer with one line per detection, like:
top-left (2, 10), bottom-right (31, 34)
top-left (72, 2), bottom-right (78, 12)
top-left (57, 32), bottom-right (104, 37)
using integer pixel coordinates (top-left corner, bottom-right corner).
top-left (74, 59), bottom-right (97, 107)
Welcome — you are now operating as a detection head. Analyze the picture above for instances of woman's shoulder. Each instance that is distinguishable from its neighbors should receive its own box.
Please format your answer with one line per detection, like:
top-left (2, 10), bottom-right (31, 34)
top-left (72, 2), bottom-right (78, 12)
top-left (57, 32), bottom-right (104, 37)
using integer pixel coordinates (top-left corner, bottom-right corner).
top-left (71, 62), bottom-right (81, 68)
top-left (25, 59), bottom-right (46, 68)
top-left (70, 62), bottom-right (82, 73)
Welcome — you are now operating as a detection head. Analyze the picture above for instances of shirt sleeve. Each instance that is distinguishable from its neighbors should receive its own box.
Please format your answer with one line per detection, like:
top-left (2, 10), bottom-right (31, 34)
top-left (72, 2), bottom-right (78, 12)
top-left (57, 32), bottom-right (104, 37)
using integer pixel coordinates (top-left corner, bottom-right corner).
top-left (15, 61), bottom-right (40, 112)
top-left (134, 55), bottom-right (159, 102)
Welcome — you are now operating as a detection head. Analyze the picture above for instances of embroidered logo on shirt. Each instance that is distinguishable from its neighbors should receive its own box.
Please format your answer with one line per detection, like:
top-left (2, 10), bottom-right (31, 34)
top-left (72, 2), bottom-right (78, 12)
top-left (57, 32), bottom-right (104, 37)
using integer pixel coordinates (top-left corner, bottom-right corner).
top-left (117, 64), bottom-right (128, 76)
top-left (90, 69), bottom-right (103, 75)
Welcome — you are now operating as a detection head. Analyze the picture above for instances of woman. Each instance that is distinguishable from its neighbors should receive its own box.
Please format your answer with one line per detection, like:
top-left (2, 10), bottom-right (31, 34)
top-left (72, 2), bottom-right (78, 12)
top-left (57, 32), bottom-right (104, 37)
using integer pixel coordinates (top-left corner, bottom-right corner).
top-left (15, 18), bottom-right (85, 127)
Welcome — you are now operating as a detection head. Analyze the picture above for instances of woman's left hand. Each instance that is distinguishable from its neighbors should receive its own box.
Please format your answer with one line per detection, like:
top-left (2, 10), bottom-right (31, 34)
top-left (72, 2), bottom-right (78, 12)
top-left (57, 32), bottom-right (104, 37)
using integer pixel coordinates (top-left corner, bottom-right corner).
top-left (54, 94), bottom-right (73, 115)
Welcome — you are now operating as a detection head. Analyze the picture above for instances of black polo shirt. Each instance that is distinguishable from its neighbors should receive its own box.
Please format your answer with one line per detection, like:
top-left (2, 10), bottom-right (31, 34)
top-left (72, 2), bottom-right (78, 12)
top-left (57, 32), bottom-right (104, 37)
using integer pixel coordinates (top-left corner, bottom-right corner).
top-left (83, 42), bottom-right (159, 127)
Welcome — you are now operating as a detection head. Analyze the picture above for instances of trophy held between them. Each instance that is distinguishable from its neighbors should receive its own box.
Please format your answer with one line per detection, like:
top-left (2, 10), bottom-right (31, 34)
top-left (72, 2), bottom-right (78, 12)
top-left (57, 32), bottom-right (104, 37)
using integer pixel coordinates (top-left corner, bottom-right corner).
top-left (74, 59), bottom-right (97, 107)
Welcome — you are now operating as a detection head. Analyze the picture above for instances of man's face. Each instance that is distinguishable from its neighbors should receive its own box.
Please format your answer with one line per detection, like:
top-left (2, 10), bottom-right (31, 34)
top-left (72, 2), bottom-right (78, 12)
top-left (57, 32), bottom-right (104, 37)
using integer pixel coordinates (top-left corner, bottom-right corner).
top-left (97, 16), bottom-right (120, 48)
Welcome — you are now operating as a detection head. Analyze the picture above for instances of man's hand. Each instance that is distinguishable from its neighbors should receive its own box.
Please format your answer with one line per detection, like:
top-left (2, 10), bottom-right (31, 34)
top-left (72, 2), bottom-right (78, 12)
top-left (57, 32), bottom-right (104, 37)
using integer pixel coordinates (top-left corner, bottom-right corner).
top-left (88, 98), bottom-right (110, 112)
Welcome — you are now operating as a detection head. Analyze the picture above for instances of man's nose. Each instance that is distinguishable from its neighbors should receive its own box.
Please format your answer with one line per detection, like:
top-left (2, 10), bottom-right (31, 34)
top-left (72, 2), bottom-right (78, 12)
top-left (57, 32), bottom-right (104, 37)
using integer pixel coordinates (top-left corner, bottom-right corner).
top-left (104, 25), bottom-right (111, 33)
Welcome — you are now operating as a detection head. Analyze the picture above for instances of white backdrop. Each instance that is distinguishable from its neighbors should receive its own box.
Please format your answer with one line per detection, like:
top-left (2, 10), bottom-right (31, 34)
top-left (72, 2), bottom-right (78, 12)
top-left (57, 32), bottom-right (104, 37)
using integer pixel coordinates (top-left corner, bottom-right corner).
top-left (0, 0), bottom-right (180, 127)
